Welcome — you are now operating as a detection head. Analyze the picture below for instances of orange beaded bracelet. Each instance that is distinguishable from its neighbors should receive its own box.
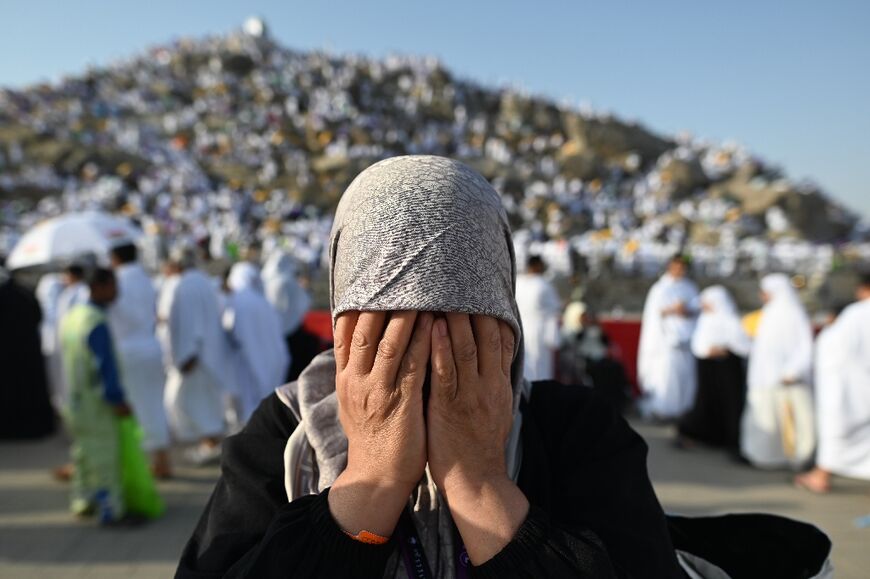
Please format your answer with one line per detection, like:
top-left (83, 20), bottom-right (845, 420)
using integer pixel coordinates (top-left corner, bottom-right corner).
top-left (343, 529), bottom-right (390, 545)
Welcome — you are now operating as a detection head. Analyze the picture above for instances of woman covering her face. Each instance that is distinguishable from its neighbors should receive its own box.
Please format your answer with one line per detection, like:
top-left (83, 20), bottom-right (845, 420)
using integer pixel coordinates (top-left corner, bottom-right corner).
top-left (176, 157), bottom-right (831, 579)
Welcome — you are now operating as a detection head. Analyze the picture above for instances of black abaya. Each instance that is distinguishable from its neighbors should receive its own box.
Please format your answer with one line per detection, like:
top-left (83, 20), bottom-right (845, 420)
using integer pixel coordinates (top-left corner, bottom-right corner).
top-left (176, 382), bottom-right (684, 578)
top-left (678, 352), bottom-right (746, 449)
top-left (0, 278), bottom-right (56, 439)
top-left (285, 326), bottom-right (322, 383)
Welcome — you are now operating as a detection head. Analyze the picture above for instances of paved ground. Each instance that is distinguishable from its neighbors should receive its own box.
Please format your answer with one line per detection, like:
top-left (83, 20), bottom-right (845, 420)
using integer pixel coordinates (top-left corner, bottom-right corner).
top-left (1, 424), bottom-right (868, 578)
top-left (0, 434), bottom-right (218, 579)
top-left (637, 422), bottom-right (870, 579)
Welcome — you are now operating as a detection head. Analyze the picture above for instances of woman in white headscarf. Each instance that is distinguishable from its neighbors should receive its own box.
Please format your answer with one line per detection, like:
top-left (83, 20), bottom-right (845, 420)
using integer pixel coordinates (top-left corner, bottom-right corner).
top-left (740, 274), bottom-right (815, 469)
top-left (677, 286), bottom-right (751, 450)
top-left (177, 157), bottom-right (833, 579)
top-left (223, 262), bottom-right (290, 424)
top-left (261, 250), bottom-right (315, 381)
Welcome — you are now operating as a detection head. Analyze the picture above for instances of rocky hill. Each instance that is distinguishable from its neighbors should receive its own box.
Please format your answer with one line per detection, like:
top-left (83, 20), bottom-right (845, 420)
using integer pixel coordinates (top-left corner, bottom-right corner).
top-left (0, 20), bottom-right (865, 278)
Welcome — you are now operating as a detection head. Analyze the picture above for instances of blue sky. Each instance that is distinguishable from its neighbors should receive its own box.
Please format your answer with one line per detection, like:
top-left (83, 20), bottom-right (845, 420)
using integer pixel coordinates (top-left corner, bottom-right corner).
top-left (2, 0), bottom-right (868, 217)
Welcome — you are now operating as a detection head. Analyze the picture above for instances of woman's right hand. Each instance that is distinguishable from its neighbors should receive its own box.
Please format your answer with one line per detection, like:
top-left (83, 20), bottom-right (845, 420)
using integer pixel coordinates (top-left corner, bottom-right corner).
top-left (328, 310), bottom-right (433, 537)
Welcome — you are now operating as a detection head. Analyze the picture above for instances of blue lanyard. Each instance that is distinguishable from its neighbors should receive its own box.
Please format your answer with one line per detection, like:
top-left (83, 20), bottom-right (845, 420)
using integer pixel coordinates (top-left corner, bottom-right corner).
top-left (395, 509), bottom-right (470, 579)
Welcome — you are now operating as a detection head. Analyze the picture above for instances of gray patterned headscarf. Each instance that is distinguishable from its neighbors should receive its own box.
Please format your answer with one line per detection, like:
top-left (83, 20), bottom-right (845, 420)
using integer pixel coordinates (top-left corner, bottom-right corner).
top-left (278, 155), bottom-right (527, 579)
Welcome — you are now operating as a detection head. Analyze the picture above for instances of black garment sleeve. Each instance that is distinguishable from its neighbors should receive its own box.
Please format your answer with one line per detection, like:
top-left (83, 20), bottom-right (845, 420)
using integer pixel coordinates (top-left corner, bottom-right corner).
top-left (510, 382), bottom-right (684, 579)
top-left (471, 506), bottom-right (617, 579)
top-left (175, 394), bottom-right (394, 579)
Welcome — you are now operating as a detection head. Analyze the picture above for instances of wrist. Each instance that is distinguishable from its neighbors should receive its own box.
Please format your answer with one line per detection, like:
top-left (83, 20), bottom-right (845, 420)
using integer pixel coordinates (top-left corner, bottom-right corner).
top-left (441, 472), bottom-right (515, 506)
top-left (338, 465), bottom-right (418, 496)
top-left (441, 475), bottom-right (530, 565)
top-left (328, 468), bottom-right (413, 537)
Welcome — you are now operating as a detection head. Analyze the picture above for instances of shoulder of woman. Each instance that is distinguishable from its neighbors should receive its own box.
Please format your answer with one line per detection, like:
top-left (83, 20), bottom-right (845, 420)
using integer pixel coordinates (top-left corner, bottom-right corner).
top-left (523, 382), bottom-right (643, 458)
top-left (238, 392), bottom-right (299, 440)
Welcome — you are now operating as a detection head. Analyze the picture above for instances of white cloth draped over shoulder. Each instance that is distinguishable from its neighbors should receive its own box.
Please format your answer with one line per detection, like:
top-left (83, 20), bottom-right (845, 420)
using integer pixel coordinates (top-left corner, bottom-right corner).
top-left (515, 273), bottom-right (561, 381)
top-left (741, 273), bottom-right (815, 468)
top-left (224, 262), bottom-right (290, 423)
top-left (53, 280), bottom-right (90, 406)
top-left (638, 273), bottom-right (699, 418)
top-left (36, 274), bottom-right (65, 407)
top-left (691, 286), bottom-right (751, 359)
top-left (815, 299), bottom-right (870, 479)
top-left (262, 251), bottom-right (311, 337)
top-left (36, 274), bottom-right (64, 355)
top-left (158, 268), bottom-right (229, 441)
top-left (57, 281), bottom-right (90, 323)
top-left (108, 263), bottom-right (169, 451)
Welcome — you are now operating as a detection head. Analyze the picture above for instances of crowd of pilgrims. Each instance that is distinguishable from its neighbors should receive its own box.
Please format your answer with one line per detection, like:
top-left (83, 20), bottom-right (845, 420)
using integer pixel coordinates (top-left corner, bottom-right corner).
top-left (1, 241), bottom-right (318, 487)
top-left (516, 254), bottom-right (870, 493)
top-left (0, 230), bottom-right (864, 529)
top-left (1, 242), bottom-right (869, 525)
top-left (634, 257), bottom-right (870, 491)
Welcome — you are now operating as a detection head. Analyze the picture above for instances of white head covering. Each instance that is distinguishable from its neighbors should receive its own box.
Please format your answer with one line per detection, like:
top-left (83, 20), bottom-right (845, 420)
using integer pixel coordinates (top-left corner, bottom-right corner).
top-left (761, 273), bottom-right (801, 305)
top-left (691, 285), bottom-right (751, 358)
top-left (262, 251), bottom-right (311, 336)
top-left (749, 274), bottom-right (814, 390)
top-left (561, 300), bottom-right (587, 335)
top-left (227, 261), bottom-right (263, 293)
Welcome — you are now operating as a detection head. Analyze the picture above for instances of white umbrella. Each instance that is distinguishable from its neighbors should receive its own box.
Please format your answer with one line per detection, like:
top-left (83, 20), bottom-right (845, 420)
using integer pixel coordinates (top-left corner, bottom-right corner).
top-left (6, 211), bottom-right (143, 270)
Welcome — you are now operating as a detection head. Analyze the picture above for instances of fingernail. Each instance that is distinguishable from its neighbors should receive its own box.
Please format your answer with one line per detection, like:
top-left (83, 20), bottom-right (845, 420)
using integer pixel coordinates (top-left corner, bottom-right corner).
top-left (436, 319), bottom-right (448, 337)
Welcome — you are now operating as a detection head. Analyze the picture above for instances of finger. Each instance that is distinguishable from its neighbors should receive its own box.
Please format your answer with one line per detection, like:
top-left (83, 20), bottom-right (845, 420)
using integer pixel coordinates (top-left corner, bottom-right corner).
top-left (431, 317), bottom-right (458, 401)
top-left (334, 311), bottom-right (360, 371)
top-left (396, 313), bottom-right (434, 393)
top-left (472, 315), bottom-right (501, 375)
top-left (372, 311), bottom-right (418, 385)
top-left (499, 321), bottom-right (515, 379)
top-left (446, 312), bottom-right (478, 381)
top-left (349, 311), bottom-right (387, 375)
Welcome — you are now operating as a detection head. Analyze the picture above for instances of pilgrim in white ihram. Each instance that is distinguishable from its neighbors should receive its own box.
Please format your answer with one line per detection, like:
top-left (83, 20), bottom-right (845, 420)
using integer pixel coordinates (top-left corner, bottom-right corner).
top-left (638, 258), bottom-right (699, 419)
top-left (741, 274), bottom-right (814, 468)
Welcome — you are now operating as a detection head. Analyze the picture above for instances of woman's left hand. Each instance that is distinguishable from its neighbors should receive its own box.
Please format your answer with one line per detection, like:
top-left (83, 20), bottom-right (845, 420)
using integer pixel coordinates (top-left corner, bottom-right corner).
top-left (427, 313), bottom-right (529, 564)
top-left (427, 314), bottom-right (514, 491)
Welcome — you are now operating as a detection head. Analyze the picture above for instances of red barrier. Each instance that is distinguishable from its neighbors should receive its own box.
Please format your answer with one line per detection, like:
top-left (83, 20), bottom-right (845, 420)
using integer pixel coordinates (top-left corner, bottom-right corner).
top-left (303, 310), bottom-right (334, 347)
top-left (599, 319), bottom-right (642, 393)
top-left (302, 311), bottom-right (644, 391)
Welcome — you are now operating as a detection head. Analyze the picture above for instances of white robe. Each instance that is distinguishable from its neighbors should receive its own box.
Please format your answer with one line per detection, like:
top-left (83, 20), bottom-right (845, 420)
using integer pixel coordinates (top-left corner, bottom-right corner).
top-left (816, 299), bottom-right (870, 479)
top-left (516, 273), bottom-right (561, 381)
top-left (741, 274), bottom-right (814, 468)
top-left (108, 263), bottom-right (169, 451)
top-left (35, 274), bottom-right (65, 407)
top-left (158, 269), bottom-right (229, 442)
top-left (638, 274), bottom-right (699, 418)
top-left (262, 251), bottom-right (311, 337)
top-left (57, 282), bottom-right (90, 322)
top-left (224, 263), bottom-right (290, 423)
